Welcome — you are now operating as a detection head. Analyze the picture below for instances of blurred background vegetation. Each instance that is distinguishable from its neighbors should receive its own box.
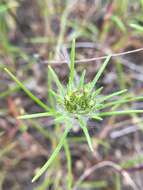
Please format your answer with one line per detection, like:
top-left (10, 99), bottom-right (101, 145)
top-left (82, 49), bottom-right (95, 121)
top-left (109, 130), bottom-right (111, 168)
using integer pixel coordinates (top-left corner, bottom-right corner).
top-left (1, 0), bottom-right (143, 189)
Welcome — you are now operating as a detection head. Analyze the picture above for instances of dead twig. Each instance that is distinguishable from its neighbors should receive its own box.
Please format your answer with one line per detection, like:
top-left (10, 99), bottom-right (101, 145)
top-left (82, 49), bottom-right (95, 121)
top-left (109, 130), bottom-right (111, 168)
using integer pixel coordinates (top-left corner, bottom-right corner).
top-left (73, 161), bottom-right (139, 190)
top-left (43, 47), bottom-right (143, 64)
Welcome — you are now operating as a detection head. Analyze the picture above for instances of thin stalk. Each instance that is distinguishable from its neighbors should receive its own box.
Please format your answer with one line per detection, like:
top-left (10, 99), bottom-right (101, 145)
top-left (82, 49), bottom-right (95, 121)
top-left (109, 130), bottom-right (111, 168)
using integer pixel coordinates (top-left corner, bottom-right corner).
top-left (4, 68), bottom-right (49, 111)
top-left (32, 125), bottom-right (71, 182)
top-left (99, 110), bottom-right (143, 117)
top-left (64, 139), bottom-right (73, 190)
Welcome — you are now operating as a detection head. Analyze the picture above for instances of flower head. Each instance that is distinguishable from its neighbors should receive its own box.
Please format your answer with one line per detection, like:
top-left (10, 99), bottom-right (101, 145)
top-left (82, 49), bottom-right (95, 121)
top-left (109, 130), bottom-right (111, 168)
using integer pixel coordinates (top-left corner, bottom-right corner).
top-left (64, 88), bottom-right (94, 114)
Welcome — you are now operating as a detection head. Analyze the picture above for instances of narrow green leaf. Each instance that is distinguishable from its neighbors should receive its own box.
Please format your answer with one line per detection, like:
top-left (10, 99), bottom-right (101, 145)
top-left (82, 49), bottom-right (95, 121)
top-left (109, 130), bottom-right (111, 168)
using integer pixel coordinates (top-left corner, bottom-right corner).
top-left (64, 139), bottom-right (73, 190)
top-left (90, 55), bottom-right (111, 91)
top-left (111, 15), bottom-right (126, 33)
top-left (99, 96), bottom-right (143, 110)
top-left (4, 68), bottom-right (49, 111)
top-left (68, 39), bottom-right (76, 90)
top-left (99, 110), bottom-right (143, 117)
top-left (90, 115), bottom-right (103, 121)
top-left (18, 111), bottom-right (56, 119)
top-left (141, 0), bottom-right (143, 10)
top-left (78, 70), bottom-right (86, 89)
top-left (54, 114), bottom-right (69, 123)
top-left (47, 67), bottom-right (55, 107)
top-left (78, 116), bottom-right (94, 152)
top-left (48, 66), bottom-right (65, 96)
top-left (92, 87), bottom-right (103, 98)
top-left (130, 23), bottom-right (143, 32)
top-left (32, 124), bottom-right (71, 182)
top-left (49, 89), bottom-right (63, 104)
top-left (99, 89), bottom-right (127, 102)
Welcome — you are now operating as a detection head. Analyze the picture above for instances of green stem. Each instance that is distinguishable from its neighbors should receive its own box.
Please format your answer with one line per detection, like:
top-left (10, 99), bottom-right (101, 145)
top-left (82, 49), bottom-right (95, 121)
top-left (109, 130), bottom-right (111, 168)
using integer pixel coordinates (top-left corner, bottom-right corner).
top-left (32, 125), bottom-right (71, 182)
top-left (99, 110), bottom-right (143, 117)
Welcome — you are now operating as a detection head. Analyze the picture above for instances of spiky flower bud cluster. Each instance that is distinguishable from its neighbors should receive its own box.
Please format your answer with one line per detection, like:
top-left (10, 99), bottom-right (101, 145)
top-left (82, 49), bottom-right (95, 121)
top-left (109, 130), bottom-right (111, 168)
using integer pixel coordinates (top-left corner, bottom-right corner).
top-left (64, 88), bottom-right (95, 114)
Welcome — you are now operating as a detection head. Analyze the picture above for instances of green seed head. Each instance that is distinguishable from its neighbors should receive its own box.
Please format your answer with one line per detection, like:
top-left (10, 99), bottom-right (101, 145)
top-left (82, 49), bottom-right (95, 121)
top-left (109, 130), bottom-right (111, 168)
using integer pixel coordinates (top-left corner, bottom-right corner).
top-left (64, 88), bottom-right (95, 114)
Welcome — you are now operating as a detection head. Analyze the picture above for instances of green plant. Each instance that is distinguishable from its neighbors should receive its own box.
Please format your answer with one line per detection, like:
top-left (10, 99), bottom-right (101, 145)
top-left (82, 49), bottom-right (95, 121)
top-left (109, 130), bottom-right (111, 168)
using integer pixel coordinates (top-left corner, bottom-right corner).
top-left (4, 39), bottom-right (143, 183)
